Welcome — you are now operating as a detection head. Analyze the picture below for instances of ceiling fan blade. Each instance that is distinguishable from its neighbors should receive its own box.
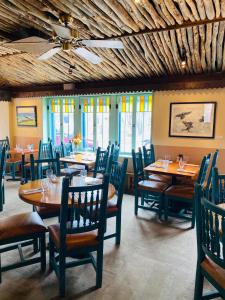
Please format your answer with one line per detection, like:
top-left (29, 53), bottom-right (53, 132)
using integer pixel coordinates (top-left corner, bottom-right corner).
top-left (3, 36), bottom-right (51, 55)
top-left (51, 23), bottom-right (72, 39)
top-left (73, 48), bottom-right (103, 64)
top-left (81, 39), bottom-right (124, 49)
top-left (38, 47), bottom-right (61, 60)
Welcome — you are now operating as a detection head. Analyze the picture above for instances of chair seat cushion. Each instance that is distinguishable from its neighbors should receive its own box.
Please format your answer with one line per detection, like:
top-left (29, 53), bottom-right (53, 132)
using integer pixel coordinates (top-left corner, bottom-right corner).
top-left (6, 158), bottom-right (21, 164)
top-left (48, 224), bottom-right (99, 251)
top-left (165, 185), bottom-right (194, 199)
top-left (138, 180), bottom-right (169, 193)
top-left (149, 174), bottom-right (172, 184)
top-left (35, 206), bottom-right (60, 219)
top-left (201, 257), bottom-right (225, 290)
top-left (0, 212), bottom-right (46, 242)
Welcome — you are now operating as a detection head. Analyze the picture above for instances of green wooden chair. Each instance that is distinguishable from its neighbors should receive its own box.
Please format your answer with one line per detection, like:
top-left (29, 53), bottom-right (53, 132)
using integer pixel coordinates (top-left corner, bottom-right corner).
top-left (132, 149), bottom-right (170, 218)
top-left (53, 142), bottom-right (80, 179)
top-left (48, 174), bottom-right (109, 297)
top-left (30, 153), bottom-right (61, 219)
top-left (212, 167), bottom-right (225, 205)
top-left (194, 183), bottom-right (225, 299)
top-left (104, 158), bottom-right (128, 245)
top-left (142, 145), bottom-right (171, 184)
top-left (164, 154), bottom-right (211, 228)
top-left (110, 142), bottom-right (120, 162)
top-left (0, 146), bottom-right (6, 211)
top-left (89, 147), bottom-right (110, 178)
top-left (203, 150), bottom-right (219, 199)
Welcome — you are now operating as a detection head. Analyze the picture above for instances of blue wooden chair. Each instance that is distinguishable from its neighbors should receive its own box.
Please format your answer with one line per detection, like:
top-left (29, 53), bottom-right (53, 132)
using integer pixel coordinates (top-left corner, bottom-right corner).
top-left (194, 183), bottom-right (225, 299)
top-left (104, 158), bottom-right (128, 245)
top-left (48, 174), bottom-right (110, 297)
top-left (142, 145), bottom-right (171, 184)
top-left (0, 146), bottom-right (6, 211)
top-left (212, 167), bottom-right (225, 205)
top-left (89, 147), bottom-right (110, 178)
top-left (164, 154), bottom-right (211, 228)
top-left (203, 150), bottom-right (219, 199)
top-left (30, 153), bottom-right (61, 219)
top-left (110, 142), bottom-right (120, 162)
top-left (132, 149), bottom-right (170, 218)
top-left (53, 142), bottom-right (80, 179)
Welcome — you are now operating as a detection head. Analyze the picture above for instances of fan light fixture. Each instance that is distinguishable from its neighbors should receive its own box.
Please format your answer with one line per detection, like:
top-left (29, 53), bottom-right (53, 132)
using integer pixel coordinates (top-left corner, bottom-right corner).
top-left (181, 47), bottom-right (187, 69)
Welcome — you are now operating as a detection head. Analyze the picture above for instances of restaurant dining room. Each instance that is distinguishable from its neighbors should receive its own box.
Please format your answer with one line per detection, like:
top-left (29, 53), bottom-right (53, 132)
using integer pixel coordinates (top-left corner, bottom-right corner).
top-left (1, 1), bottom-right (225, 300)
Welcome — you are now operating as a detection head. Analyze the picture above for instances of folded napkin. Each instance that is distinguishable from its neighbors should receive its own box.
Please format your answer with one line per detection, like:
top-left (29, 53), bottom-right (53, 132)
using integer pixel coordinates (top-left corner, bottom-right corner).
top-left (151, 164), bottom-right (163, 168)
top-left (22, 188), bottom-right (43, 195)
top-left (82, 158), bottom-right (94, 161)
top-left (184, 163), bottom-right (199, 167)
top-left (157, 159), bottom-right (173, 163)
top-left (177, 169), bottom-right (196, 174)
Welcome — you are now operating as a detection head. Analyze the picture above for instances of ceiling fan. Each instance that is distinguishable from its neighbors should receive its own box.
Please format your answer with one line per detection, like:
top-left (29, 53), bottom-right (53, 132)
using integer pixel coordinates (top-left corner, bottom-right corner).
top-left (3, 14), bottom-right (124, 65)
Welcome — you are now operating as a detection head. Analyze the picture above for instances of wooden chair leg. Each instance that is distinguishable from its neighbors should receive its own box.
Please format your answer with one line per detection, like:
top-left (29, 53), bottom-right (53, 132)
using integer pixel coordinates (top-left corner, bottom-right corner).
top-left (191, 202), bottom-right (196, 229)
top-left (115, 212), bottom-right (121, 245)
top-left (0, 190), bottom-right (3, 212)
top-left (49, 236), bottom-right (54, 271)
top-left (0, 253), bottom-right (2, 284)
top-left (96, 245), bottom-right (103, 288)
top-left (164, 197), bottom-right (168, 221)
top-left (194, 265), bottom-right (204, 300)
top-left (134, 192), bottom-right (138, 216)
top-left (59, 254), bottom-right (66, 297)
top-left (33, 238), bottom-right (39, 253)
top-left (40, 235), bottom-right (46, 272)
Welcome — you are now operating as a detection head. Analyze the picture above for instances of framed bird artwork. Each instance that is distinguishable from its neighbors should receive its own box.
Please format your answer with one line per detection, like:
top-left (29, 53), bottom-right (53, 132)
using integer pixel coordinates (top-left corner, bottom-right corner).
top-left (169, 102), bottom-right (217, 138)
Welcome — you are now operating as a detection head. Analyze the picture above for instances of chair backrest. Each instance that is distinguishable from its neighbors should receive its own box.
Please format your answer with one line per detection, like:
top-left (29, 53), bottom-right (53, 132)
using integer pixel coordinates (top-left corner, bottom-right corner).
top-left (38, 140), bottom-right (53, 160)
top-left (198, 154), bottom-right (211, 186)
top-left (195, 183), bottom-right (225, 270)
top-left (110, 158), bottom-right (128, 208)
top-left (0, 146), bottom-right (6, 183)
top-left (60, 174), bottom-right (110, 247)
top-left (53, 143), bottom-right (64, 158)
top-left (143, 144), bottom-right (155, 167)
top-left (93, 147), bottom-right (109, 177)
top-left (111, 142), bottom-right (120, 162)
top-left (204, 150), bottom-right (219, 195)
top-left (132, 148), bottom-right (144, 185)
top-left (30, 152), bottom-right (60, 180)
top-left (63, 141), bottom-right (73, 156)
top-left (212, 167), bottom-right (225, 205)
top-left (0, 136), bottom-right (10, 150)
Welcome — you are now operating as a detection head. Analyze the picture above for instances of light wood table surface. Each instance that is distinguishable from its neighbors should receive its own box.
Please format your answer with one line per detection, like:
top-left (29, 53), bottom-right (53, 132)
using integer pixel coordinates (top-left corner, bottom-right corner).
top-left (60, 153), bottom-right (95, 170)
top-left (144, 161), bottom-right (200, 184)
top-left (19, 176), bottom-right (115, 208)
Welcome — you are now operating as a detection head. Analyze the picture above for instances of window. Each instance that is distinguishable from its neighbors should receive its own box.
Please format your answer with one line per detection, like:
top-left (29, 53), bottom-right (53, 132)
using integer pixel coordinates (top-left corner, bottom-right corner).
top-left (81, 97), bottom-right (94, 150)
top-left (135, 94), bottom-right (152, 149)
top-left (45, 92), bottom-right (152, 155)
top-left (96, 96), bottom-right (110, 149)
top-left (62, 98), bottom-right (75, 143)
top-left (118, 95), bottom-right (133, 154)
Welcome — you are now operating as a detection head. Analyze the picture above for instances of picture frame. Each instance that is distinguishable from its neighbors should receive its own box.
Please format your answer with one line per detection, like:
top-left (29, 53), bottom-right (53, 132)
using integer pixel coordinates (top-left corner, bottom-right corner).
top-left (169, 102), bottom-right (217, 138)
top-left (16, 106), bottom-right (37, 127)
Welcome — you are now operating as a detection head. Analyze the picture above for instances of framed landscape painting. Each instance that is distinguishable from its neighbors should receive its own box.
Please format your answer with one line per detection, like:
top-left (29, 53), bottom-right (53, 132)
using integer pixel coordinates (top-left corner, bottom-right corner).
top-left (169, 102), bottom-right (216, 138)
top-left (16, 106), bottom-right (37, 127)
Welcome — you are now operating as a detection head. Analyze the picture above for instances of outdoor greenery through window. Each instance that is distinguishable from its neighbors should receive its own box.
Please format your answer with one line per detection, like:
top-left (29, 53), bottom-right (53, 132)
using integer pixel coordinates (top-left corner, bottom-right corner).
top-left (44, 92), bottom-right (152, 155)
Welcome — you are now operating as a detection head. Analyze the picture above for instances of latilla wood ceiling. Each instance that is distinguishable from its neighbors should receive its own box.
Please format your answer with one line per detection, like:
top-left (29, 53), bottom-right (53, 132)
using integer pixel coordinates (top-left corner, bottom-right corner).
top-left (0, 0), bottom-right (224, 87)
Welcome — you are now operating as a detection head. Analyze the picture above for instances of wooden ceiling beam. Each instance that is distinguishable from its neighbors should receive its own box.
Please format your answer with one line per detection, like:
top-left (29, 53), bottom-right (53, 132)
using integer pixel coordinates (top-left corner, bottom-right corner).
top-left (116, 16), bottom-right (225, 39)
top-left (10, 72), bottom-right (225, 98)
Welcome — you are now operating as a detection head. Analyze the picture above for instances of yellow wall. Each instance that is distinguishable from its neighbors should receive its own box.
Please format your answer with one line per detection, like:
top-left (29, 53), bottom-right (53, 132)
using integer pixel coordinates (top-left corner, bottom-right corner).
top-left (152, 88), bottom-right (225, 171)
top-left (0, 102), bottom-right (10, 139)
top-left (11, 98), bottom-right (43, 148)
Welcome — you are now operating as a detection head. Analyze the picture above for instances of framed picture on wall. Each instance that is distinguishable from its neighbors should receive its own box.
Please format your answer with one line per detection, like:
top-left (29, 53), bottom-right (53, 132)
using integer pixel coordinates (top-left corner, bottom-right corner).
top-left (169, 102), bottom-right (217, 138)
top-left (16, 106), bottom-right (37, 127)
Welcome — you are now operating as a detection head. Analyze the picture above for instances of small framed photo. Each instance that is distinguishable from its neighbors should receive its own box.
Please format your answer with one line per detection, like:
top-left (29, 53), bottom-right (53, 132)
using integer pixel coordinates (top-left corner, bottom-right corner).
top-left (16, 106), bottom-right (37, 127)
top-left (169, 102), bottom-right (217, 138)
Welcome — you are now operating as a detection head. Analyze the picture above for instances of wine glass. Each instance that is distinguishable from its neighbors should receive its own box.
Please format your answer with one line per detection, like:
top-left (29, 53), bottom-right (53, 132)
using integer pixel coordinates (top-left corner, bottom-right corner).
top-left (179, 158), bottom-right (185, 169)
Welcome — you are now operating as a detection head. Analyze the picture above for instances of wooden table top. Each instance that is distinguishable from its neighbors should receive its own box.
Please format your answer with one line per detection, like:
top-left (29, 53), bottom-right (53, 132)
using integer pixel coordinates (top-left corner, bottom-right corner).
top-left (60, 153), bottom-right (95, 167)
top-left (8, 149), bottom-right (38, 155)
top-left (19, 176), bottom-right (115, 208)
top-left (144, 161), bottom-right (200, 178)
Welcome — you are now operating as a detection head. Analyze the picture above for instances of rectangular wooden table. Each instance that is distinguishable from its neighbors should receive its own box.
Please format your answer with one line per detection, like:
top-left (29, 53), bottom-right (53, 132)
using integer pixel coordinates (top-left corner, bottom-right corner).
top-left (144, 161), bottom-right (200, 184)
top-left (60, 153), bottom-right (96, 170)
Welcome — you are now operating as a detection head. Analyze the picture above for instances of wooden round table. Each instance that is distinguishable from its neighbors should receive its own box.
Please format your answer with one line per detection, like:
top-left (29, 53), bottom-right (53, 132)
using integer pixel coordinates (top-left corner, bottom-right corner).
top-left (19, 176), bottom-right (116, 208)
